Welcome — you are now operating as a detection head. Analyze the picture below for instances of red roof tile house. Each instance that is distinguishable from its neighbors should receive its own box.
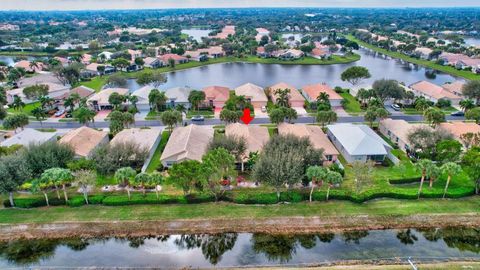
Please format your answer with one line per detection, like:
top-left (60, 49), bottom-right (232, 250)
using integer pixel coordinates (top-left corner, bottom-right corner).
top-left (13, 60), bottom-right (45, 73)
top-left (439, 122), bottom-right (480, 146)
top-left (202, 86), bottom-right (230, 108)
top-left (269, 82), bottom-right (306, 108)
top-left (302, 83), bottom-right (343, 107)
top-left (442, 81), bottom-right (465, 98)
top-left (409, 81), bottom-right (462, 105)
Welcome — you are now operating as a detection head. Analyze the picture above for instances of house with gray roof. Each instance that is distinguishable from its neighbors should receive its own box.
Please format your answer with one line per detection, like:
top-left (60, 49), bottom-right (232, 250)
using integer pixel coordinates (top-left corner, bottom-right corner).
top-left (326, 123), bottom-right (395, 164)
top-left (0, 128), bottom-right (57, 147)
top-left (131, 85), bottom-right (154, 111)
top-left (165, 87), bottom-right (193, 109)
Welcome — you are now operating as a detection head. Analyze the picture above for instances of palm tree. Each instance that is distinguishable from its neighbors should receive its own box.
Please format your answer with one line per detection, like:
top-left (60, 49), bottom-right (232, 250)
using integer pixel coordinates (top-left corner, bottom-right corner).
top-left (441, 162), bottom-right (462, 199)
top-left (236, 95), bottom-right (247, 110)
top-left (31, 107), bottom-right (46, 126)
top-left (415, 159), bottom-right (433, 199)
top-left (114, 167), bottom-right (137, 200)
top-left (73, 107), bottom-right (96, 126)
top-left (306, 166), bottom-right (327, 202)
top-left (11, 96), bottom-right (25, 111)
top-left (414, 97), bottom-right (430, 112)
top-left (426, 163), bottom-right (441, 188)
top-left (459, 99), bottom-right (475, 112)
top-left (316, 92), bottom-right (330, 103)
top-left (149, 172), bottom-right (163, 200)
top-left (31, 178), bottom-right (52, 206)
top-left (64, 97), bottom-right (75, 112)
top-left (29, 60), bottom-right (39, 72)
top-left (324, 171), bottom-right (343, 201)
top-left (74, 170), bottom-right (97, 204)
top-left (134, 173), bottom-right (151, 197)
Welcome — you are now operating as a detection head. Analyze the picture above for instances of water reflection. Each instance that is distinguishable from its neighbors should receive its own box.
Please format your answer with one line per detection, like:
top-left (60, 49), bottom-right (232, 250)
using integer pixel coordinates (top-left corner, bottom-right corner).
top-left (1, 228), bottom-right (480, 268)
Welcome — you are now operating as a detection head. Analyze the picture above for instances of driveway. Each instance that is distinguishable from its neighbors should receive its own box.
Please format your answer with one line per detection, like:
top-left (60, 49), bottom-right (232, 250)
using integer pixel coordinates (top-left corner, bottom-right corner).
top-left (254, 108), bottom-right (268, 118)
top-left (293, 107), bottom-right (307, 116)
top-left (94, 110), bottom-right (111, 121)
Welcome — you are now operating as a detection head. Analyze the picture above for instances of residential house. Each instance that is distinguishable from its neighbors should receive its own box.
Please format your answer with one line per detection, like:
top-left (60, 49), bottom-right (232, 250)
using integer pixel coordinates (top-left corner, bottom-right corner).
top-left (327, 123), bottom-right (394, 164)
top-left (183, 50), bottom-right (208, 62)
top-left (87, 87), bottom-right (129, 111)
top-left (255, 27), bottom-right (270, 42)
top-left (409, 81), bottom-right (462, 105)
top-left (81, 53), bottom-right (92, 65)
top-left (54, 56), bottom-right (70, 67)
top-left (379, 118), bottom-right (430, 152)
top-left (6, 82), bottom-right (70, 104)
top-left (0, 128), bottom-right (57, 147)
top-left (439, 52), bottom-right (470, 66)
top-left (184, 46), bottom-right (225, 61)
top-left (82, 63), bottom-right (115, 77)
top-left (98, 51), bottom-right (113, 61)
top-left (59, 126), bottom-right (109, 158)
top-left (273, 49), bottom-right (304, 60)
top-left (455, 58), bottom-right (480, 73)
top-left (225, 123), bottom-right (270, 160)
top-left (143, 57), bottom-right (162, 68)
top-left (13, 60), bottom-right (44, 73)
top-left (214, 25), bottom-right (236, 39)
top-left (309, 47), bottom-right (330, 59)
top-left (234, 83), bottom-right (268, 110)
top-left (279, 123), bottom-right (339, 163)
top-left (256, 46), bottom-right (270, 58)
top-left (439, 122), bottom-right (480, 146)
top-left (110, 128), bottom-right (162, 172)
top-left (414, 47), bottom-right (433, 60)
top-left (55, 85), bottom-right (95, 109)
top-left (269, 82), bottom-right (306, 108)
top-left (160, 124), bottom-right (214, 168)
top-left (202, 85), bottom-right (230, 108)
top-left (165, 87), bottom-right (193, 109)
top-left (302, 83), bottom-right (343, 107)
top-left (131, 85), bottom-right (154, 111)
top-left (158, 54), bottom-right (188, 65)
top-left (442, 81), bottom-right (465, 97)
top-left (127, 49), bottom-right (143, 62)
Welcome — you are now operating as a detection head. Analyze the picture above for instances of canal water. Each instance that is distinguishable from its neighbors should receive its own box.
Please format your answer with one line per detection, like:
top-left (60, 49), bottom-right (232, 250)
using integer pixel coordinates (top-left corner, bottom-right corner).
top-left (1, 228), bottom-right (479, 268)
top-left (125, 48), bottom-right (461, 92)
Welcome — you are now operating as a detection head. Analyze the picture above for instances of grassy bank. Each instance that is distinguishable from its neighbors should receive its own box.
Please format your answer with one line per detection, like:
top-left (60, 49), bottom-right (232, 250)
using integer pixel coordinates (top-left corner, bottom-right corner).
top-left (346, 35), bottom-right (480, 81)
top-left (1, 197), bottom-right (480, 224)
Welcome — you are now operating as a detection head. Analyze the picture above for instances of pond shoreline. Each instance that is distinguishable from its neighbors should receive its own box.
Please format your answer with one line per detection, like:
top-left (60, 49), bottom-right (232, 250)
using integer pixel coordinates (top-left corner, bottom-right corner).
top-left (2, 213), bottom-right (480, 241)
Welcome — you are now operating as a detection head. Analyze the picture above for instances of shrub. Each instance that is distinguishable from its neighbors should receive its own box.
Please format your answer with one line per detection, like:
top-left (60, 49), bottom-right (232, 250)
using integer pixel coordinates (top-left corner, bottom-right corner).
top-left (185, 194), bottom-right (215, 204)
top-left (4, 197), bottom-right (66, 208)
top-left (102, 194), bottom-right (185, 206)
top-left (280, 191), bottom-right (306, 202)
top-left (233, 192), bottom-right (278, 204)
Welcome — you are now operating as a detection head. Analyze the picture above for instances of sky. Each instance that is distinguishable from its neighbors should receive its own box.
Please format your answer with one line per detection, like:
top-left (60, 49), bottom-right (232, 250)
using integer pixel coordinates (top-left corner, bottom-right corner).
top-left (1, 0), bottom-right (480, 11)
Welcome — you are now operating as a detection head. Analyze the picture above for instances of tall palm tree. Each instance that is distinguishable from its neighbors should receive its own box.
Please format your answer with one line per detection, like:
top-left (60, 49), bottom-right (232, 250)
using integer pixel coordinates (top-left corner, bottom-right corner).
top-left (149, 172), bottom-right (163, 200)
top-left (114, 167), bottom-right (137, 200)
top-left (306, 166), bottom-right (327, 202)
top-left (459, 99), bottom-right (475, 112)
top-left (134, 173), bottom-right (151, 197)
top-left (441, 162), bottom-right (462, 199)
top-left (426, 163), bottom-right (441, 188)
top-left (325, 171), bottom-right (343, 201)
top-left (11, 96), bottom-right (25, 111)
top-left (415, 159), bottom-right (433, 199)
top-left (31, 107), bottom-right (46, 126)
top-left (317, 92), bottom-right (330, 103)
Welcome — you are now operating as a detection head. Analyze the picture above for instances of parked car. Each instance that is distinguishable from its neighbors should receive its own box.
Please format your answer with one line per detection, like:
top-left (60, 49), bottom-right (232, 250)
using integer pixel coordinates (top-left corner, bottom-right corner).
top-left (191, 115), bottom-right (205, 121)
top-left (450, 111), bottom-right (465, 117)
top-left (390, 104), bottom-right (401, 111)
top-left (54, 109), bottom-right (65, 117)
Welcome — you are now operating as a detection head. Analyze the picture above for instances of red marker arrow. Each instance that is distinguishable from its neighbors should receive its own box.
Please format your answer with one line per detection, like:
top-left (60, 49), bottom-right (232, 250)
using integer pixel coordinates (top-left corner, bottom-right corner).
top-left (240, 108), bottom-right (254, 125)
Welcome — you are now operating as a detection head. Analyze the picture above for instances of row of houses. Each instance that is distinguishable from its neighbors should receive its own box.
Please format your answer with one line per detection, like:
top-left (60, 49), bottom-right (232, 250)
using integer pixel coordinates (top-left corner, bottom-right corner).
top-left (408, 80), bottom-right (465, 105)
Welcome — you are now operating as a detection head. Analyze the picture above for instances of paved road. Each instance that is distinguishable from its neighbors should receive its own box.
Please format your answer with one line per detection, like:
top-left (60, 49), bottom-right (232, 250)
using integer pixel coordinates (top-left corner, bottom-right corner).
top-left (17, 115), bottom-right (466, 129)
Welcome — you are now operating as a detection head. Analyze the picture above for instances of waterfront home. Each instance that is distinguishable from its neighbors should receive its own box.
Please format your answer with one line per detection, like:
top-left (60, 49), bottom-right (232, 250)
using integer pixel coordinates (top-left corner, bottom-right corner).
top-left (414, 47), bottom-right (433, 60)
top-left (439, 122), bottom-right (480, 146)
top-left (98, 51), bottom-right (113, 61)
top-left (54, 56), bottom-right (70, 67)
top-left (59, 126), bottom-right (109, 158)
top-left (214, 25), bottom-right (236, 39)
top-left (81, 53), bottom-right (92, 65)
top-left (301, 83), bottom-right (343, 107)
top-left (379, 118), bottom-right (430, 152)
top-left (273, 49), bottom-right (304, 60)
top-left (455, 58), bottom-right (480, 73)
top-left (127, 49), bottom-right (143, 62)
top-left (0, 128), bottom-right (57, 147)
top-left (327, 123), bottom-right (394, 164)
top-left (185, 46), bottom-right (225, 61)
top-left (143, 57), bottom-right (162, 68)
top-left (82, 63), bottom-right (115, 77)
top-left (13, 60), bottom-right (44, 73)
top-left (408, 81), bottom-right (461, 105)
top-left (165, 87), bottom-right (193, 109)
top-left (442, 81), bottom-right (465, 97)
top-left (234, 83), bottom-right (268, 110)
top-left (309, 47), bottom-right (330, 59)
top-left (111, 128), bottom-right (162, 172)
top-left (225, 123), bottom-right (269, 158)
top-left (6, 82), bottom-right (70, 104)
top-left (269, 82), bottom-right (306, 114)
top-left (256, 46), bottom-right (270, 58)
top-left (160, 124), bottom-right (214, 168)
top-left (255, 27), bottom-right (270, 42)
top-left (392, 40), bottom-right (406, 48)
top-left (131, 85), bottom-right (154, 111)
top-left (158, 53), bottom-right (188, 65)
top-left (279, 123), bottom-right (339, 163)
top-left (55, 85), bottom-right (95, 109)
top-left (202, 85), bottom-right (230, 109)
top-left (183, 50), bottom-right (208, 61)
top-left (439, 52), bottom-right (471, 66)
top-left (87, 88), bottom-right (129, 111)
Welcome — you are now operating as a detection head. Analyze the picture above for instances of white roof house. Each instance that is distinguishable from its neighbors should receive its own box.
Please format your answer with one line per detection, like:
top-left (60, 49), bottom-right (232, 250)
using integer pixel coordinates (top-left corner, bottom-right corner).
top-left (0, 128), bottom-right (57, 147)
top-left (160, 124), bottom-right (214, 167)
top-left (234, 83), bottom-right (268, 108)
top-left (131, 85), bottom-right (155, 110)
top-left (6, 82), bottom-right (70, 104)
top-left (326, 123), bottom-right (393, 163)
top-left (165, 87), bottom-right (193, 108)
top-left (87, 88), bottom-right (129, 110)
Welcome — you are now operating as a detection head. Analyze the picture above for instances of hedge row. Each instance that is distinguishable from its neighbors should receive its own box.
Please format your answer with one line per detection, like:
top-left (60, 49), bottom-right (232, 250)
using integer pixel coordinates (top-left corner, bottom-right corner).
top-left (4, 187), bottom-right (476, 208)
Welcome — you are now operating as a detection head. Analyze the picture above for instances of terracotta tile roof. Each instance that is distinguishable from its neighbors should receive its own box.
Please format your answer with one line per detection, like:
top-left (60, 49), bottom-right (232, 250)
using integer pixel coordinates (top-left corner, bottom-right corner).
top-left (59, 126), bottom-right (108, 157)
top-left (409, 81), bottom-right (459, 100)
top-left (439, 122), bottom-right (480, 139)
top-left (234, 83), bottom-right (268, 103)
top-left (110, 128), bottom-right (161, 152)
top-left (380, 119), bottom-right (430, 146)
top-left (13, 60), bottom-right (44, 72)
top-left (442, 81), bottom-right (465, 96)
top-left (158, 54), bottom-right (187, 62)
top-left (269, 82), bottom-right (305, 103)
top-left (278, 123), bottom-right (339, 156)
top-left (202, 85), bottom-right (230, 102)
top-left (302, 83), bottom-right (342, 101)
top-left (55, 85), bottom-right (95, 101)
top-left (225, 123), bottom-right (269, 155)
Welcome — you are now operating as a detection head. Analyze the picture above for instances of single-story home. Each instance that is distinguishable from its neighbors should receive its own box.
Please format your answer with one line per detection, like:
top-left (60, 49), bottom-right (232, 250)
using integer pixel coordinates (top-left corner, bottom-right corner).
top-left (13, 60), bottom-right (45, 73)
top-left (225, 123), bottom-right (269, 159)
top-left (131, 85), bottom-right (154, 111)
top-left (6, 82), bottom-right (70, 104)
top-left (55, 85), bottom-right (95, 109)
top-left (279, 123), bottom-right (339, 163)
top-left (214, 25), bottom-right (236, 39)
top-left (127, 49), bottom-right (143, 61)
top-left (81, 53), bottom-right (92, 65)
top-left (269, 82), bottom-right (305, 108)
top-left (110, 127), bottom-right (162, 172)
top-left (234, 83), bottom-right (268, 110)
top-left (160, 124), bottom-right (214, 168)
top-left (256, 46), bottom-right (271, 58)
top-left (183, 50), bottom-right (209, 61)
top-left (165, 87), bottom-right (193, 109)
top-left (59, 126), bottom-right (109, 158)
top-left (414, 47), bottom-right (433, 60)
top-left (185, 46), bottom-right (224, 60)
top-left (327, 123), bottom-right (394, 164)
top-left (143, 57), bottom-right (162, 68)
top-left (439, 122), bottom-right (480, 145)
top-left (158, 54), bottom-right (188, 65)
top-left (87, 87), bottom-right (129, 111)
top-left (439, 52), bottom-right (470, 66)
top-left (379, 118), bottom-right (430, 152)
top-left (409, 80), bottom-right (462, 105)
top-left (441, 81), bottom-right (465, 97)
top-left (82, 63), bottom-right (115, 77)
top-left (0, 128), bottom-right (57, 147)
top-left (98, 51), bottom-right (113, 61)
top-left (202, 85), bottom-right (230, 108)
top-left (455, 58), bottom-right (480, 73)
top-left (273, 49), bottom-right (304, 59)
top-left (302, 83), bottom-right (343, 107)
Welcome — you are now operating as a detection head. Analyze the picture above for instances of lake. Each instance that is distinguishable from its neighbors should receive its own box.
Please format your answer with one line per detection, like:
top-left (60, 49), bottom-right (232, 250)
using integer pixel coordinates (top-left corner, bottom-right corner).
top-left (1, 228), bottom-right (479, 268)
top-left (126, 48), bottom-right (461, 92)
top-left (181, 28), bottom-right (213, 42)
top-left (0, 55), bottom-right (36, 66)
top-left (465, 37), bottom-right (480, 47)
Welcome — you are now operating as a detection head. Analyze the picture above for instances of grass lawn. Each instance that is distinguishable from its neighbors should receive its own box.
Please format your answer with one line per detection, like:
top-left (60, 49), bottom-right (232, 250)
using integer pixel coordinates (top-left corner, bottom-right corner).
top-left (401, 106), bottom-right (457, 115)
top-left (2, 196), bottom-right (480, 224)
top-left (80, 77), bottom-right (108, 91)
top-left (346, 35), bottom-right (480, 81)
top-left (7, 101), bottom-right (41, 116)
top-left (339, 92), bottom-right (363, 114)
top-left (145, 131), bottom-right (171, 173)
top-left (242, 53), bottom-right (361, 65)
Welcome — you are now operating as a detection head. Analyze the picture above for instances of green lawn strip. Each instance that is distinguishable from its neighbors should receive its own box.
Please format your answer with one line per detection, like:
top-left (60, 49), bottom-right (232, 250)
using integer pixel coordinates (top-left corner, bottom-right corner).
top-left (145, 131), bottom-right (171, 173)
top-left (401, 106), bottom-right (457, 115)
top-left (346, 35), bottom-right (480, 81)
top-left (7, 101), bottom-right (41, 116)
top-left (186, 110), bottom-right (214, 118)
top-left (1, 197), bottom-right (480, 224)
top-left (80, 77), bottom-right (108, 91)
top-left (339, 92), bottom-right (363, 113)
